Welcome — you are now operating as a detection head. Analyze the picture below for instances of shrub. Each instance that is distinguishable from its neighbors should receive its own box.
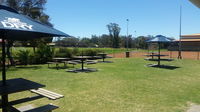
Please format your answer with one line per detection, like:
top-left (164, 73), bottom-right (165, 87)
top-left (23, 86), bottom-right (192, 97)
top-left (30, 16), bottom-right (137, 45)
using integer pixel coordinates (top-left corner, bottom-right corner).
top-left (72, 48), bottom-right (79, 56)
top-left (82, 49), bottom-right (101, 56)
top-left (54, 48), bottom-right (73, 58)
top-left (34, 43), bottom-right (54, 64)
top-left (17, 49), bottom-right (30, 65)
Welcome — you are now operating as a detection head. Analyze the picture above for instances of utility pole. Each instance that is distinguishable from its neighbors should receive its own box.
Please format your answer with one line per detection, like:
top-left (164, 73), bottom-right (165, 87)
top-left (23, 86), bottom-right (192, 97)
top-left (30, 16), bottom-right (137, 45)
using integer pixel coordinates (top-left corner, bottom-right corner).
top-left (126, 19), bottom-right (129, 51)
top-left (178, 5), bottom-right (182, 59)
top-left (125, 19), bottom-right (130, 58)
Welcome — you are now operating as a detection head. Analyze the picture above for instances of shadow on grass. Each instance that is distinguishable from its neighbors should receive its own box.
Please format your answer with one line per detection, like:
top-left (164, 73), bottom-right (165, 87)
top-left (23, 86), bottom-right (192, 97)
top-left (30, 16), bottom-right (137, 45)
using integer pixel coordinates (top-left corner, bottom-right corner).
top-left (147, 64), bottom-right (180, 70)
top-left (66, 68), bottom-right (98, 73)
top-left (5, 65), bottom-right (42, 71)
top-left (98, 61), bottom-right (113, 63)
top-left (48, 66), bottom-right (75, 70)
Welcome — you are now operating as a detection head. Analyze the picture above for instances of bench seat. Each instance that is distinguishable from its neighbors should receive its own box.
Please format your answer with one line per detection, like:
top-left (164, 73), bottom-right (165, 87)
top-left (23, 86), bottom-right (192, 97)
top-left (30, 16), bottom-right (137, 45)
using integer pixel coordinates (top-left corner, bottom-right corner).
top-left (86, 60), bottom-right (97, 65)
top-left (30, 88), bottom-right (64, 100)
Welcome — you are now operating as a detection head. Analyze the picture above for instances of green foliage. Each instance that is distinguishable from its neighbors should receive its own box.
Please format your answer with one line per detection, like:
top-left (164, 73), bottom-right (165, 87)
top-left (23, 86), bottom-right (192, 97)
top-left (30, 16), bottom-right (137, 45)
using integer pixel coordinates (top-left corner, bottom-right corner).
top-left (72, 47), bottom-right (79, 56)
top-left (54, 47), bottom-right (73, 58)
top-left (56, 37), bottom-right (79, 47)
top-left (34, 43), bottom-right (54, 63)
top-left (17, 49), bottom-right (30, 65)
top-left (107, 23), bottom-right (121, 48)
top-left (135, 36), bottom-right (149, 49)
top-left (82, 49), bottom-right (101, 56)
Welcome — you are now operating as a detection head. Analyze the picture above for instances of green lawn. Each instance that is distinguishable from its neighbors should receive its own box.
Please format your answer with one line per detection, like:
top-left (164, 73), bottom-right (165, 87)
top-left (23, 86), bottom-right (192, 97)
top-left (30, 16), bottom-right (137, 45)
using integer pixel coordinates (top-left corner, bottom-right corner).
top-left (2, 58), bottom-right (200, 112)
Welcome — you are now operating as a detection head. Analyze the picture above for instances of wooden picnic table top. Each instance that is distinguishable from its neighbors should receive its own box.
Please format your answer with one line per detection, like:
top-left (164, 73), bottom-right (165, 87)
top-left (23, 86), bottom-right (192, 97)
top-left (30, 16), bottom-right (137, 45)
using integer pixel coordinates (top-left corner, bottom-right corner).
top-left (72, 56), bottom-right (93, 60)
top-left (52, 58), bottom-right (70, 60)
top-left (0, 78), bottom-right (45, 95)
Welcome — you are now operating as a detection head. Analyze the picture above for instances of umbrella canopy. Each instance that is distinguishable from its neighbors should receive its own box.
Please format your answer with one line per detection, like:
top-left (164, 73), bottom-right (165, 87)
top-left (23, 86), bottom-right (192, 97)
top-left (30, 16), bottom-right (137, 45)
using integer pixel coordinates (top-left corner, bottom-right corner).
top-left (189, 0), bottom-right (200, 8)
top-left (0, 5), bottom-right (70, 112)
top-left (0, 5), bottom-right (69, 40)
top-left (147, 35), bottom-right (172, 43)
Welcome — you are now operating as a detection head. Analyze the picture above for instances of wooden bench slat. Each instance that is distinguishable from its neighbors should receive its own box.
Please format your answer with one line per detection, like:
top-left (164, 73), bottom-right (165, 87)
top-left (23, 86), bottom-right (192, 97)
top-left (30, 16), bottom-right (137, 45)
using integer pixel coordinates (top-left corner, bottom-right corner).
top-left (38, 88), bottom-right (64, 97)
top-left (30, 90), bottom-right (57, 100)
top-left (24, 104), bottom-right (58, 112)
top-left (34, 89), bottom-right (63, 98)
top-left (30, 89), bottom-right (63, 100)
top-left (34, 90), bottom-right (61, 99)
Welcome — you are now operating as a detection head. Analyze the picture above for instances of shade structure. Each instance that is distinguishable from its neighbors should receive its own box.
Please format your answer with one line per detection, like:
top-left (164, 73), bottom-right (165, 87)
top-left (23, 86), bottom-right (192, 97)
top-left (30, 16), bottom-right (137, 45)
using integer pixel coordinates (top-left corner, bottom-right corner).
top-left (0, 5), bottom-right (69, 40)
top-left (0, 5), bottom-right (70, 112)
top-left (147, 35), bottom-right (172, 43)
top-left (189, 0), bottom-right (200, 8)
top-left (147, 35), bottom-right (172, 66)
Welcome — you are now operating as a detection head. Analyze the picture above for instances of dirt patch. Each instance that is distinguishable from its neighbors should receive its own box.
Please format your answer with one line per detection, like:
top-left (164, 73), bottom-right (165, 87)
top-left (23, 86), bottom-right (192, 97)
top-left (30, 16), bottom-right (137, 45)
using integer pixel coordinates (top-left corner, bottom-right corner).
top-left (108, 51), bottom-right (200, 60)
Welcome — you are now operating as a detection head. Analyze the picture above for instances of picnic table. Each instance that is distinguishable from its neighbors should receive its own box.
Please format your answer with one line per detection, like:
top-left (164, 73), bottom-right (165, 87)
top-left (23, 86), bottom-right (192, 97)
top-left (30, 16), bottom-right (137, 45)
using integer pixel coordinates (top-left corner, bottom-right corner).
top-left (145, 54), bottom-right (173, 67)
top-left (67, 56), bottom-right (97, 73)
top-left (48, 58), bottom-right (71, 69)
top-left (52, 58), bottom-right (70, 62)
top-left (98, 53), bottom-right (113, 63)
top-left (0, 78), bottom-right (63, 112)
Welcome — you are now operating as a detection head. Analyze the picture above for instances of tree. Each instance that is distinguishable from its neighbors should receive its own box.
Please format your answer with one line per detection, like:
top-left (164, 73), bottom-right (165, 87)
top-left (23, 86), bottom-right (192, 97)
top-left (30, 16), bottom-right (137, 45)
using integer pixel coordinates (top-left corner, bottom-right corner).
top-left (99, 34), bottom-right (112, 47)
top-left (120, 35), bottom-right (134, 48)
top-left (107, 23), bottom-right (121, 48)
top-left (55, 37), bottom-right (79, 47)
top-left (135, 36), bottom-right (150, 49)
top-left (79, 38), bottom-right (92, 47)
top-left (90, 35), bottom-right (99, 46)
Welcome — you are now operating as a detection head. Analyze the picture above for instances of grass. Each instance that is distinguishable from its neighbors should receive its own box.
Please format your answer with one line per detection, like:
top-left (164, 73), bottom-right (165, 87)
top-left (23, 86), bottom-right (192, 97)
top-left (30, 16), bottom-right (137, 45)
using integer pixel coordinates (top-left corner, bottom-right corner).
top-left (1, 58), bottom-right (200, 112)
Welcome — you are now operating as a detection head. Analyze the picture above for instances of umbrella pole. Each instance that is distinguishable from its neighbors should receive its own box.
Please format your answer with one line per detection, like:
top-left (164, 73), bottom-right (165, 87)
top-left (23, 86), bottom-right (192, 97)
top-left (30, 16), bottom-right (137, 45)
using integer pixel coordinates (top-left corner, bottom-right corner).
top-left (2, 35), bottom-right (6, 85)
top-left (1, 32), bottom-right (8, 112)
top-left (158, 43), bottom-right (160, 66)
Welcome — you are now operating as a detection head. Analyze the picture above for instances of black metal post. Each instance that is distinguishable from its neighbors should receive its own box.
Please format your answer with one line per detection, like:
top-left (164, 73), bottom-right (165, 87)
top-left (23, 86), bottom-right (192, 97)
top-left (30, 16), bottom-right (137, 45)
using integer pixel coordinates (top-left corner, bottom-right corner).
top-left (178, 5), bottom-right (182, 59)
top-left (1, 32), bottom-right (8, 112)
top-left (158, 43), bottom-right (161, 66)
top-left (81, 59), bottom-right (84, 70)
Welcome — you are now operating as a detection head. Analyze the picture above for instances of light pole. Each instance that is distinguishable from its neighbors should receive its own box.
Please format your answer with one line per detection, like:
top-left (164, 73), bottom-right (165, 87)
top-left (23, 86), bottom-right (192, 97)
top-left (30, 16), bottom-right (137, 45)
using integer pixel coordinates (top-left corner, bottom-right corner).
top-left (125, 19), bottom-right (130, 58)
top-left (126, 19), bottom-right (129, 51)
top-left (178, 5), bottom-right (182, 59)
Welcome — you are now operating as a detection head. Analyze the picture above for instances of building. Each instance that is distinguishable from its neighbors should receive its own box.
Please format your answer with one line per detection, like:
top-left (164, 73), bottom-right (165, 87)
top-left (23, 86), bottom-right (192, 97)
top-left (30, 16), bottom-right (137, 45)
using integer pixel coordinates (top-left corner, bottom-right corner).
top-left (170, 1), bottom-right (200, 51)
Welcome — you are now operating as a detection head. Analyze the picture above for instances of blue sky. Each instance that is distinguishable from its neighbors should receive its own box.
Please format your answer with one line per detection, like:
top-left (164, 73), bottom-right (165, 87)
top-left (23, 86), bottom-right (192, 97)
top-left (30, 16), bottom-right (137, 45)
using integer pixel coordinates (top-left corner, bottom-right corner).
top-left (45, 0), bottom-right (200, 39)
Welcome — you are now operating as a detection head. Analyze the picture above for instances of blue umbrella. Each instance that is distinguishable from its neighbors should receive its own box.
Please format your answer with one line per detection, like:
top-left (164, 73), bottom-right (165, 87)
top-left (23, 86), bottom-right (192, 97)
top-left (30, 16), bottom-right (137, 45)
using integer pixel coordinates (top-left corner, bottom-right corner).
top-left (0, 5), bottom-right (69, 40)
top-left (147, 35), bottom-right (172, 66)
top-left (0, 5), bottom-right (70, 112)
top-left (147, 35), bottom-right (172, 43)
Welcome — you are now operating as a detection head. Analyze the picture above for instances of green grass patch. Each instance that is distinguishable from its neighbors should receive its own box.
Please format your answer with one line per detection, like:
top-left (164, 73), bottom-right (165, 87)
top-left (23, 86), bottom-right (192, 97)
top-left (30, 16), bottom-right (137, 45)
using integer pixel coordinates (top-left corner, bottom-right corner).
top-left (1, 58), bottom-right (199, 112)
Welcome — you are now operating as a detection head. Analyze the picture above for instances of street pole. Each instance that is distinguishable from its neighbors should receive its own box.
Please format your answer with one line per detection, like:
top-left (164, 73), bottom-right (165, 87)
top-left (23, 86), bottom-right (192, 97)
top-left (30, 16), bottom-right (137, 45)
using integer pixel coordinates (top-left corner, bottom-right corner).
top-left (126, 19), bottom-right (129, 51)
top-left (178, 4), bottom-right (182, 59)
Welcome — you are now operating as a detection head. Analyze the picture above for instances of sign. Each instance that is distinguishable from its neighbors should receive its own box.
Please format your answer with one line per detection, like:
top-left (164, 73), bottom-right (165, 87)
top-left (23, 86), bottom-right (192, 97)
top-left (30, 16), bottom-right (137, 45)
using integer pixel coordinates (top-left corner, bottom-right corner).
top-left (1, 17), bottom-right (33, 30)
